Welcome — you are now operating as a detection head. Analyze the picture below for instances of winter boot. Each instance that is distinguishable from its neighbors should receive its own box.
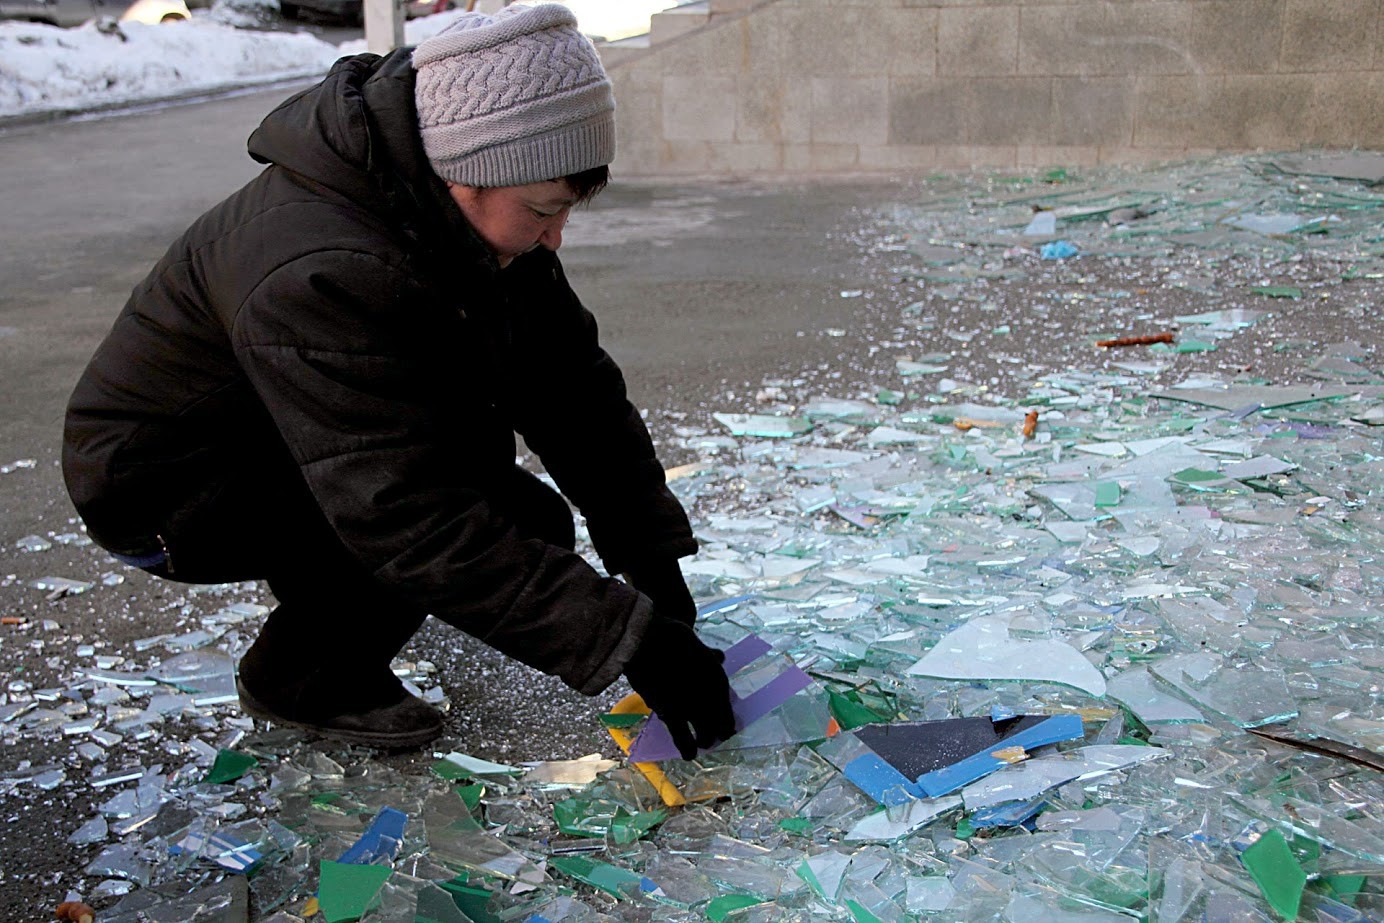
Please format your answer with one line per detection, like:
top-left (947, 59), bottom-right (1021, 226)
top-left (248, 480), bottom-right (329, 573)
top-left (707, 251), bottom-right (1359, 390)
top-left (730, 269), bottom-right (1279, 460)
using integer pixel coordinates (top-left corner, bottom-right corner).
top-left (236, 661), bottom-right (443, 749)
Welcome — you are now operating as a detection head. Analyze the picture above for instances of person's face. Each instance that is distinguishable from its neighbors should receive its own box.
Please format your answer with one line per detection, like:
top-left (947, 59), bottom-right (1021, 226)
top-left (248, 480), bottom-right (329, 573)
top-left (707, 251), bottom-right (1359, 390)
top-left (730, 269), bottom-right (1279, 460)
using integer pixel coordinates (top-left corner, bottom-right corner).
top-left (446, 179), bottom-right (576, 268)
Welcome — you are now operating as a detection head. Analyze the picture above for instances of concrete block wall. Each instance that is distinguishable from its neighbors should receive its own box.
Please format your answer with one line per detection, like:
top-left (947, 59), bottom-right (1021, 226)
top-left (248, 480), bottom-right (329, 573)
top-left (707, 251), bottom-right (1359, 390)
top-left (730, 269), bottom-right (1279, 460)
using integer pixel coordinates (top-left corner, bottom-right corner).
top-left (602, 0), bottom-right (1384, 175)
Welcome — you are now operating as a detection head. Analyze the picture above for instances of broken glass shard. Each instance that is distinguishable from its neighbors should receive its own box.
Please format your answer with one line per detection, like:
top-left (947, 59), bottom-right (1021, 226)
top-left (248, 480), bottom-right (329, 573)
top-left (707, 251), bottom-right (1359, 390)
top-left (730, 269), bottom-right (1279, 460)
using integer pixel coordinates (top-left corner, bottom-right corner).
top-left (1106, 668), bottom-right (1204, 725)
top-left (436, 752), bottom-right (522, 776)
top-left (962, 745), bottom-right (1169, 810)
top-left (524, 755), bottom-right (618, 788)
top-left (851, 714), bottom-right (1084, 798)
top-left (337, 807), bottom-right (406, 865)
top-left (845, 796), bottom-right (962, 842)
top-left (29, 576), bottom-right (94, 595)
top-left (907, 615), bottom-right (1107, 696)
top-left (317, 861), bottom-right (392, 923)
top-left (549, 856), bottom-right (654, 900)
top-left (712, 413), bottom-right (813, 438)
top-left (202, 749), bottom-right (257, 785)
top-left (1148, 653), bottom-right (1297, 728)
top-left (1240, 829), bottom-right (1304, 921)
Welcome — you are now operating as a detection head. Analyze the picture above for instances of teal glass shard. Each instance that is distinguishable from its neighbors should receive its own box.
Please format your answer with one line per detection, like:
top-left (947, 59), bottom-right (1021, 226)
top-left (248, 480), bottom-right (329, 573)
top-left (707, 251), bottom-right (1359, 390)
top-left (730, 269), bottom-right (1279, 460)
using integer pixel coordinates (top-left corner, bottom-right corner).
top-left (712, 413), bottom-right (813, 438)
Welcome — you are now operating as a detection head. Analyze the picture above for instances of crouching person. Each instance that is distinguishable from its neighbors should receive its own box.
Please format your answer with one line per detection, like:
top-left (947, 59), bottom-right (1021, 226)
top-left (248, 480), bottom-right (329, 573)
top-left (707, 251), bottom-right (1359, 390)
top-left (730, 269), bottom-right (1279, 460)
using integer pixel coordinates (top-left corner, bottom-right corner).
top-left (62, 3), bottom-right (733, 757)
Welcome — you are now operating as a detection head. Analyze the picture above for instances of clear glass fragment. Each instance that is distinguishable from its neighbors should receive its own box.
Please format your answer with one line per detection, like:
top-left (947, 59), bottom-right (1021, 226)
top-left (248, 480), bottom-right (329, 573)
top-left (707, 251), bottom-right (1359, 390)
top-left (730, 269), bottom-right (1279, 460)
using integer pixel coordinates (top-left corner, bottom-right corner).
top-left (1105, 667), bottom-right (1204, 725)
top-left (962, 745), bottom-right (1169, 810)
top-left (907, 614), bottom-right (1107, 696)
top-left (1149, 653), bottom-right (1298, 728)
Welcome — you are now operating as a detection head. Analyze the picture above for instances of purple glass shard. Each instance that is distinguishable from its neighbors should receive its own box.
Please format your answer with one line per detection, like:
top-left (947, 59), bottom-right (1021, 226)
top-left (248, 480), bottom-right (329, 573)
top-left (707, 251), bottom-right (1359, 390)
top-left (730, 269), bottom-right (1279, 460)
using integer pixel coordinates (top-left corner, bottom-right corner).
top-left (627, 660), bottom-right (814, 763)
top-left (720, 634), bottom-right (772, 674)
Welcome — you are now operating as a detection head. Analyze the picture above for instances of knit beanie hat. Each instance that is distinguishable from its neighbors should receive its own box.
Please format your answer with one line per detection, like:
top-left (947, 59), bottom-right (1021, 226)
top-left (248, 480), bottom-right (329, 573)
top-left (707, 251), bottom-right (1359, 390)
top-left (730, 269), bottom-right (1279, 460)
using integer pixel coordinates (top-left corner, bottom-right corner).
top-left (412, 3), bottom-right (615, 188)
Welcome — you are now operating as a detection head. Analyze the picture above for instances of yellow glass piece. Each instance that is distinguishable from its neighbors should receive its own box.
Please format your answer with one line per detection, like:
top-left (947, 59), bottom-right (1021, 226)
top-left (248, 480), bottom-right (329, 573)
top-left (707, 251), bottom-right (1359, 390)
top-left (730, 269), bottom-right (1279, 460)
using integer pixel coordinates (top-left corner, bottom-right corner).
top-left (606, 693), bottom-right (687, 807)
top-left (990, 746), bottom-right (1028, 764)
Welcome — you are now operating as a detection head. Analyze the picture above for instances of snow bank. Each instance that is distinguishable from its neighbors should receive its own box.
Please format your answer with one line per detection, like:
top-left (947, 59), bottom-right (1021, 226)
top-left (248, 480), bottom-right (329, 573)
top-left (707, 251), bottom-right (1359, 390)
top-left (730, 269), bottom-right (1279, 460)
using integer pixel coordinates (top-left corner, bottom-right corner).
top-left (0, 0), bottom-right (681, 121)
top-left (0, 17), bottom-right (341, 118)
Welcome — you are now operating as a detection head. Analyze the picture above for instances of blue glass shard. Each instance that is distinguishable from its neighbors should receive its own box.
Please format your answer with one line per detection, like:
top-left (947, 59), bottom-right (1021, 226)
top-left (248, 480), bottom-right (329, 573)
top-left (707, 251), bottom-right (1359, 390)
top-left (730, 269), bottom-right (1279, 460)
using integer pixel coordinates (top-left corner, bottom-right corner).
top-left (915, 715), bottom-right (1085, 798)
top-left (337, 807), bottom-right (407, 866)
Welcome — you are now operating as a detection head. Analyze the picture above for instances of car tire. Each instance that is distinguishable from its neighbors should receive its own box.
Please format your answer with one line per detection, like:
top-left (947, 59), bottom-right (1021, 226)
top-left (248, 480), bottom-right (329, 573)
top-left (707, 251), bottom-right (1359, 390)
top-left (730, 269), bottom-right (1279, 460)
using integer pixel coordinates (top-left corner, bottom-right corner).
top-left (279, 2), bottom-right (297, 17)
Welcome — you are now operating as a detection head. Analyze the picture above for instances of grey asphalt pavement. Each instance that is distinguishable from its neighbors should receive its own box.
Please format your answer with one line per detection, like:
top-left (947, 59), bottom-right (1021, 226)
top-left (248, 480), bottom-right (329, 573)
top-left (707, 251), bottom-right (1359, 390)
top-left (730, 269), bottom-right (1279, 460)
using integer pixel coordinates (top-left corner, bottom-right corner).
top-left (1, 84), bottom-right (1380, 920)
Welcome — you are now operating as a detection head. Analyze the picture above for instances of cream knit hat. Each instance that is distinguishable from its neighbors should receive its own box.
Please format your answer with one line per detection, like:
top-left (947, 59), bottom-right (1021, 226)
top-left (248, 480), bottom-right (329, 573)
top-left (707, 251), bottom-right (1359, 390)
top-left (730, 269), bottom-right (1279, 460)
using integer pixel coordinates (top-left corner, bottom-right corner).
top-left (412, 3), bottom-right (615, 187)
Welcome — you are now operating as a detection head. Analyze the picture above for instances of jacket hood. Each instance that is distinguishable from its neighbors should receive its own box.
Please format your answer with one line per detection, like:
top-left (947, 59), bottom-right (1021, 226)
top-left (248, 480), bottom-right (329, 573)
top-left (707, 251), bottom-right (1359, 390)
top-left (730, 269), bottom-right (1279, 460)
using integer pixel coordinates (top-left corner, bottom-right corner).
top-left (248, 48), bottom-right (497, 275)
top-left (248, 49), bottom-right (429, 215)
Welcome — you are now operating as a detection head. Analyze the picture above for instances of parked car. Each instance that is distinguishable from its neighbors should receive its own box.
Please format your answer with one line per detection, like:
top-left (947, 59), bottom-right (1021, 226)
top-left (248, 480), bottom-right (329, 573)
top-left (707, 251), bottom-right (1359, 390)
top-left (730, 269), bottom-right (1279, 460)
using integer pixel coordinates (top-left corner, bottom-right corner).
top-left (278, 0), bottom-right (450, 26)
top-left (122, 0), bottom-right (193, 21)
top-left (0, 0), bottom-right (190, 26)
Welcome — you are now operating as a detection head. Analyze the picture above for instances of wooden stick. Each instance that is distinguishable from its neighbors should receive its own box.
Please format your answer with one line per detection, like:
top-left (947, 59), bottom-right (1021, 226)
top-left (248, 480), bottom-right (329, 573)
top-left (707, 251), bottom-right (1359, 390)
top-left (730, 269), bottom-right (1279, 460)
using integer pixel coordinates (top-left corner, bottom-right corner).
top-left (1095, 332), bottom-right (1175, 348)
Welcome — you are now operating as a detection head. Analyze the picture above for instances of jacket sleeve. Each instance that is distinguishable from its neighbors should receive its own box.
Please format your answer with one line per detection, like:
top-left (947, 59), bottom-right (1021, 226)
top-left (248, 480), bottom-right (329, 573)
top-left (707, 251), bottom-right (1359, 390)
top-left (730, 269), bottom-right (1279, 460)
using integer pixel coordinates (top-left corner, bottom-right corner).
top-left (505, 253), bottom-right (697, 576)
top-left (231, 249), bottom-right (648, 695)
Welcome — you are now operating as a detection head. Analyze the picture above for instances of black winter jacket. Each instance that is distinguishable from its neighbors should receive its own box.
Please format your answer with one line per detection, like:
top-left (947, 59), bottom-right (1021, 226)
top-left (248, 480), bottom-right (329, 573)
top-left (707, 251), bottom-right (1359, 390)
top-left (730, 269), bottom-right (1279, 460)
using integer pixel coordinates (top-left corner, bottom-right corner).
top-left (62, 51), bottom-right (696, 695)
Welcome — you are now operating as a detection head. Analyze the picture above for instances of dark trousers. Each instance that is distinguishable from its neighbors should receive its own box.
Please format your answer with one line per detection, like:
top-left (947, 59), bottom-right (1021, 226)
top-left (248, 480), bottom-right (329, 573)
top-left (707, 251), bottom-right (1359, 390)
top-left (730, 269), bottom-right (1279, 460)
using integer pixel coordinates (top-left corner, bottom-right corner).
top-left (140, 462), bottom-right (575, 707)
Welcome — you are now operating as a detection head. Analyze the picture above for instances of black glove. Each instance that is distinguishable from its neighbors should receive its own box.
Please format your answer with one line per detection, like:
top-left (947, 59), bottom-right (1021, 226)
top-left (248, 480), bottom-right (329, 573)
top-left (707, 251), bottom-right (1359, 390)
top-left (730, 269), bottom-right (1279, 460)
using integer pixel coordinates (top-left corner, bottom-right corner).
top-left (624, 617), bottom-right (736, 760)
top-left (623, 559), bottom-right (696, 627)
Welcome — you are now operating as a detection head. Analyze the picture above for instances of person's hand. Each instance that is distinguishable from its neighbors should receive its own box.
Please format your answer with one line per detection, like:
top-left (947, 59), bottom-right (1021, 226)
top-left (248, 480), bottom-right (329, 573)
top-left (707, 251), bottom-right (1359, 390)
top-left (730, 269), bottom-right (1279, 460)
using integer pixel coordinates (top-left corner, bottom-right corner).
top-left (623, 559), bottom-right (696, 627)
top-left (624, 617), bottom-right (735, 760)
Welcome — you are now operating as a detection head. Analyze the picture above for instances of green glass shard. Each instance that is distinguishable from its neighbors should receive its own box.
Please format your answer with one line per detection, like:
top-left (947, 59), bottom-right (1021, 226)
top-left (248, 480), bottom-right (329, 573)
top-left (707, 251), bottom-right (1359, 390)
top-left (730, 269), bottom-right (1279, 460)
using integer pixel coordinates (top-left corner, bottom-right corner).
top-left (845, 899), bottom-right (887, 923)
top-left (553, 797), bottom-right (608, 838)
top-left (610, 810), bottom-right (667, 844)
top-left (828, 690), bottom-right (889, 730)
top-left (598, 712), bottom-right (644, 728)
top-left (454, 783), bottom-right (484, 812)
top-left (431, 760), bottom-right (471, 782)
top-left (705, 894), bottom-right (767, 921)
top-left (437, 879), bottom-right (502, 923)
top-left (1251, 285), bottom-right (1303, 298)
top-left (876, 388), bottom-right (904, 405)
top-left (1290, 832), bottom-right (1321, 870)
top-left (1324, 874), bottom-right (1366, 904)
top-left (553, 798), bottom-right (665, 844)
top-left (1094, 481), bottom-right (1121, 508)
top-left (1173, 338), bottom-right (1217, 353)
top-left (549, 855), bottom-right (646, 899)
top-left (779, 817), bottom-right (813, 836)
top-left (415, 884), bottom-right (472, 923)
top-left (202, 749), bottom-right (258, 785)
top-left (1240, 829), bottom-right (1306, 920)
top-left (318, 860), bottom-right (392, 923)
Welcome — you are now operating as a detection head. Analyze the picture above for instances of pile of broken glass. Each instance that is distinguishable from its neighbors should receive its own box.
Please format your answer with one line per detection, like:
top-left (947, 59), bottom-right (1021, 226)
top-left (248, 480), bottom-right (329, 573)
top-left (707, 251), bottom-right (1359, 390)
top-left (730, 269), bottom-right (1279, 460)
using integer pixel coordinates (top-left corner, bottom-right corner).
top-left (17, 152), bottom-right (1384, 921)
top-left (61, 355), bottom-right (1384, 922)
